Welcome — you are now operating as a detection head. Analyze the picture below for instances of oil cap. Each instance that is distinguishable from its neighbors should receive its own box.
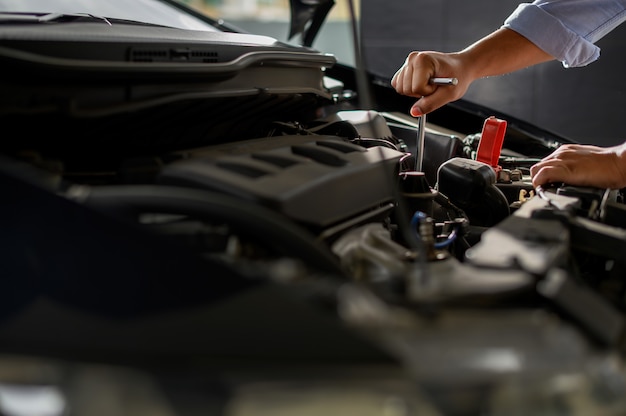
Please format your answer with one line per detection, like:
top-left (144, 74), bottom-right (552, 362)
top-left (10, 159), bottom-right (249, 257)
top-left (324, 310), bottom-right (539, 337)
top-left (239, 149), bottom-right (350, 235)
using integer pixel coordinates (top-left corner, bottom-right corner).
top-left (476, 116), bottom-right (507, 173)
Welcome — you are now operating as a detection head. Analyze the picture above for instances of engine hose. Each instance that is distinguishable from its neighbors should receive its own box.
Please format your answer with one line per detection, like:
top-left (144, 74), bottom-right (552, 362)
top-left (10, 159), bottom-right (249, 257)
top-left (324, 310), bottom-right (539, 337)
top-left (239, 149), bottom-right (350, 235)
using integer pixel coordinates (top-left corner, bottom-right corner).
top-left (66, 184), bottom-right (345, 276)
top-left (411, 211), bottom-right (460, 250)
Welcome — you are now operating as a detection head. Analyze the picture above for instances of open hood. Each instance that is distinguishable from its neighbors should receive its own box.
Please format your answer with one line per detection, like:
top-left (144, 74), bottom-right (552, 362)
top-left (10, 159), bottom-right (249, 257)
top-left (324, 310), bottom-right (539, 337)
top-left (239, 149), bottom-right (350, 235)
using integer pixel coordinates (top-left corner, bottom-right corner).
top-left (288, 0), bottom-right (335, 47)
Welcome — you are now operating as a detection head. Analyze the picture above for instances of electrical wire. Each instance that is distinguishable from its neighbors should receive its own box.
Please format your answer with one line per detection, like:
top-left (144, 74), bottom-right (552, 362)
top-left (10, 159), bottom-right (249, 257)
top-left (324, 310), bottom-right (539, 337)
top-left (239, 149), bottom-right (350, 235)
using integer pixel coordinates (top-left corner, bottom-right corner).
top-left (434, 227), bottom-right (458, 249)
top-left (411, 210), bottom-right (460, 250)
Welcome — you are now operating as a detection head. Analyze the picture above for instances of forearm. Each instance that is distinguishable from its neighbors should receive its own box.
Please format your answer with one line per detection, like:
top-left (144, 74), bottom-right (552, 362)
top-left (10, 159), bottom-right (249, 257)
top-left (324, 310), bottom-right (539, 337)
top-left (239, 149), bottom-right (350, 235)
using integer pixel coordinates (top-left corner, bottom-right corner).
top-left (458, 28), bottom-right (555, 81)
top-left (391, 28), bottom-right (557, 115)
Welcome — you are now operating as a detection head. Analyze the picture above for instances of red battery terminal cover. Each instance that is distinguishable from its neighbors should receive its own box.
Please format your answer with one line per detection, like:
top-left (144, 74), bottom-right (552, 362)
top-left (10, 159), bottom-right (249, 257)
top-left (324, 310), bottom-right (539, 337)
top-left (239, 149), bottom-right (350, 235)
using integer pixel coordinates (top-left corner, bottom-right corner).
top-left (476, 116), bottom-right (507, 174)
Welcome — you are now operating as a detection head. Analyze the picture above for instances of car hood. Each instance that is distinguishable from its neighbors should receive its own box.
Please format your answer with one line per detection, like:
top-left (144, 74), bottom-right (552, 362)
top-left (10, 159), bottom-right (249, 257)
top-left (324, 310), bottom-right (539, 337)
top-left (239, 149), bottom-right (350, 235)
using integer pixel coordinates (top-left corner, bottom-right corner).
top-left (288, 0), bottom-right (335, 47)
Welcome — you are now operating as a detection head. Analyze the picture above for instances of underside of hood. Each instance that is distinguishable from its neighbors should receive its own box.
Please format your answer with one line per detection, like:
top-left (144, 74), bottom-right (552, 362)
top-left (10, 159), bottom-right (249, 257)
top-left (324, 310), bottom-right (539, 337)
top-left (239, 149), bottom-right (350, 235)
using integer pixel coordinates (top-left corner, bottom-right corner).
top-left (289, 0), bottom-right (335, 47)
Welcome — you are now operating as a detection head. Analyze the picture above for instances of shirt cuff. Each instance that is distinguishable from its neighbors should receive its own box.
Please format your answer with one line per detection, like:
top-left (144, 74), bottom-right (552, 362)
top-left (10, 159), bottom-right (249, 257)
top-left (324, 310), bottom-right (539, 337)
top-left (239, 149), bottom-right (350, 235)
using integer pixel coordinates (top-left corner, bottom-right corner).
top-left (502, 3), bottom-right (600, 68)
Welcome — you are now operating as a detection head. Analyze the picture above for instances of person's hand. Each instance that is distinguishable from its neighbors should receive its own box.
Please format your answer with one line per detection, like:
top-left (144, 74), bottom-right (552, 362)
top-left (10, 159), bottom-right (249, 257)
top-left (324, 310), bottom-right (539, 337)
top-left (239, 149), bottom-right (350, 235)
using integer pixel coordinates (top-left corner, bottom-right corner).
top-left (530, 143), bottom-right (626, 190)
top-left (391, 51), bottom-right (471, 116)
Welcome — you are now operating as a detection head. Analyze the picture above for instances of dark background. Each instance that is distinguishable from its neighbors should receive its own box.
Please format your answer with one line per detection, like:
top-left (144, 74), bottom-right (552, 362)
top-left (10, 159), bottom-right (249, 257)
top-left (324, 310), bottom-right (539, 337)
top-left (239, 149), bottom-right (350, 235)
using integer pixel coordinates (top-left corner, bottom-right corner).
top-left (360, 0), bottom-right (626, 147)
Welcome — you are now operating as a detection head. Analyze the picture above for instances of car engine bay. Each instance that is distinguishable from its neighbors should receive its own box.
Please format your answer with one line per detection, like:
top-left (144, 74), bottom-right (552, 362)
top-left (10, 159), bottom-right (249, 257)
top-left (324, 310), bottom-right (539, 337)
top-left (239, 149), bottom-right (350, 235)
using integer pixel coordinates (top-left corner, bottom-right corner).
top-left (2, 18), bottom-right (626, 415)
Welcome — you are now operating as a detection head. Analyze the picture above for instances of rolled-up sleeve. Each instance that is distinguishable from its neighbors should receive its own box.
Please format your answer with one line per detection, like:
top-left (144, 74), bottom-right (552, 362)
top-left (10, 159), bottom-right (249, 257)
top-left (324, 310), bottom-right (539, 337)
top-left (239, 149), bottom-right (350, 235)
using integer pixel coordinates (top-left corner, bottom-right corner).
top-left (502, 0), bottom-right (626, 68)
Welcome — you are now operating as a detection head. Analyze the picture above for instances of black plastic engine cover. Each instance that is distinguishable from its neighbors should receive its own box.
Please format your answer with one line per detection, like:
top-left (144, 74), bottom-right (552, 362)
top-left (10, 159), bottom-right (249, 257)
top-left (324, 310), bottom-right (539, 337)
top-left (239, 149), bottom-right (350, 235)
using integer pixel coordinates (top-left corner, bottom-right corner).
top-left (158, 135), bottom-right (405, 228)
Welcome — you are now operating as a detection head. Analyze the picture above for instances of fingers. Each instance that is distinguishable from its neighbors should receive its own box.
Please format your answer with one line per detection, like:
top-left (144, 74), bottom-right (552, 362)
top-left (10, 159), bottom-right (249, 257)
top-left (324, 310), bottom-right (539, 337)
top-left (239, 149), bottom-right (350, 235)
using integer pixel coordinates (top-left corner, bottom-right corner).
top-left (391, 51), bottom-right (436, 98)
top-left (529, 144), bottom-right (626, 189)
top-left (530, 146), bottom-right (581, 187)
top-left (392, 51), bottom-right (467, 115)
top-left (530, 164), bottom-right (568, 188)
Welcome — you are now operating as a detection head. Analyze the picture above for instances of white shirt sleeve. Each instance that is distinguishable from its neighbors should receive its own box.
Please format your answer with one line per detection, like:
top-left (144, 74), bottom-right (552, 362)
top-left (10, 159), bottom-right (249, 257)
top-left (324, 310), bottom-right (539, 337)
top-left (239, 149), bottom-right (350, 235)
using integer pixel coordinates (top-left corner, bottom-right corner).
top-left (502, 0), bottom-right (626, 67)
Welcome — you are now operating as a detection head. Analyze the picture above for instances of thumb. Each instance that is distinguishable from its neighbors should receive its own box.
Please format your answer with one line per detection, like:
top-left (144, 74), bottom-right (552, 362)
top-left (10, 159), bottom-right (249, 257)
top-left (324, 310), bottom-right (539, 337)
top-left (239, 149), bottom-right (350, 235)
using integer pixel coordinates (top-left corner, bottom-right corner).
top-left (411, 82), bottom-right (467, 116)
top-left (410, 102), bottom-right (424, 117)
top-left (410, 95), bottom-right (444, 116)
